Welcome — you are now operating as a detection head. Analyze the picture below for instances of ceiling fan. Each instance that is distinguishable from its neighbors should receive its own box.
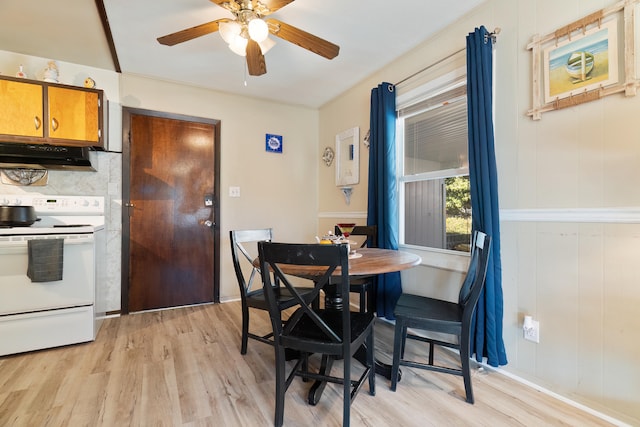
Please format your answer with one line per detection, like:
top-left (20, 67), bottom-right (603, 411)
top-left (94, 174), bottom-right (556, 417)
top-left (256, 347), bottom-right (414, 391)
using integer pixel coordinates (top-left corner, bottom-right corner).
top-left (157, 0), bottom-right (340, 76)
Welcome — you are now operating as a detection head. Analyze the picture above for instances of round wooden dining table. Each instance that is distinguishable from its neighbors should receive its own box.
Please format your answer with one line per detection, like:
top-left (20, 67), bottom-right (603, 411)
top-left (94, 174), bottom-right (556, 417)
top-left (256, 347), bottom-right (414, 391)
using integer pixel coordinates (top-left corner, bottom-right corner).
top-left (276, 247), bottom-right (421, 313)
top-left (254, 247), bottom-right (421, 310)
top-left (270, 247), bottom-right (422, 279)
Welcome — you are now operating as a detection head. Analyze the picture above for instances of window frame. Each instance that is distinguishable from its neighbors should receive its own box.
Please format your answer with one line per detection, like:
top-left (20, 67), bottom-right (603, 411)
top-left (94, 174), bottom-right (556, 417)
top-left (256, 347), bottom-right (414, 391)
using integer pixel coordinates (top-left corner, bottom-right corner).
top-left (396, 67), bottom-right (471, 254)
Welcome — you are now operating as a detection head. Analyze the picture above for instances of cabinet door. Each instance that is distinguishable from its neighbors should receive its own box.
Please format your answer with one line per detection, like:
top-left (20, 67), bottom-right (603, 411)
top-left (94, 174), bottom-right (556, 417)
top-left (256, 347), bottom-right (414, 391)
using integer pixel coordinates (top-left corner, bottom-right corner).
top-left (47, 86), bottom-right (100, 143)
top-left (0, 79), bottom-right (44, 137)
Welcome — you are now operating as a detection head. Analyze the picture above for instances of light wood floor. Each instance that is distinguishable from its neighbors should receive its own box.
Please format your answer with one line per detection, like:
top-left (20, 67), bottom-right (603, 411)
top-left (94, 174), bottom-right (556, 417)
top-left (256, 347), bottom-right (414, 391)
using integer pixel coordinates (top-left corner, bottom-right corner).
top-left (0, 301), bottom-right (616, 426)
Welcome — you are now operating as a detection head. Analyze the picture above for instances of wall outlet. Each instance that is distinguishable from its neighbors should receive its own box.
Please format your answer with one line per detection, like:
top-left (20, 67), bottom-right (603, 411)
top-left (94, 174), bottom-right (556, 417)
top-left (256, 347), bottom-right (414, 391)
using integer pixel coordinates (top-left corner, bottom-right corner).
top-left (523, 317), bottom-right (540, 343)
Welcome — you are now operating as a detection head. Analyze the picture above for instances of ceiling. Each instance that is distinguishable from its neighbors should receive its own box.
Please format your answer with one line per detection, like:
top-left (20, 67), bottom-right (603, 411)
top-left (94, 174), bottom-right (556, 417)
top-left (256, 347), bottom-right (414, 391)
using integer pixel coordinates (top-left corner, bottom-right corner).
top-left (0, 0), bottom-right (484, 108)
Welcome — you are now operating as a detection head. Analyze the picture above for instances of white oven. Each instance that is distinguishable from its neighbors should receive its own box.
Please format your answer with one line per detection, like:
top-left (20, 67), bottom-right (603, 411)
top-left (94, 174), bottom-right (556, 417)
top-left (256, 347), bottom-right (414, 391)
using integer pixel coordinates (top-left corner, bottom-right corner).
top-left (0, 195), bottom-right (105, 357)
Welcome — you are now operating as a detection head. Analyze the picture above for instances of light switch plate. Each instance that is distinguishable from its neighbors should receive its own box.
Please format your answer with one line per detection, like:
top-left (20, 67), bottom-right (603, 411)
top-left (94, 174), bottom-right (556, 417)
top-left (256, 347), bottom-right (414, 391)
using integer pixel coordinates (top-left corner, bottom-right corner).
top-left (229, 186), bottom-right (241, 198)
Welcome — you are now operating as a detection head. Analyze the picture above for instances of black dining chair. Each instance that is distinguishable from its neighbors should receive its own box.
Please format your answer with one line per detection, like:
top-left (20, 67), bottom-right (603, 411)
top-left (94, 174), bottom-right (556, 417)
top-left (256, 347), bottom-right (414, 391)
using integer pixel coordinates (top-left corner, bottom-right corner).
top-left (390, 231), bottom-right (491, 404)
top-left (230, 228), bottom-right (313, 354)
top-left (258, 241), bottom-right (376, 427)
top-left (334, 225), bottom-right (378, 313)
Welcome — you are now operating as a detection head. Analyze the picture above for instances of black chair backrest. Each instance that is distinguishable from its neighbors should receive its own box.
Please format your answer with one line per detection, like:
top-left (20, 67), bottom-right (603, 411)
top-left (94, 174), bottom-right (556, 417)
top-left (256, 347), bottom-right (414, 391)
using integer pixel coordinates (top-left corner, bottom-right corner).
top-left (230, 228), bottom-right (272, 295)
top-left (258, 242), bottom-right (351, 347)
top-left (457, 231), bottom-right (491, 324)
top-left (334, 225), bottom-right (378, 248)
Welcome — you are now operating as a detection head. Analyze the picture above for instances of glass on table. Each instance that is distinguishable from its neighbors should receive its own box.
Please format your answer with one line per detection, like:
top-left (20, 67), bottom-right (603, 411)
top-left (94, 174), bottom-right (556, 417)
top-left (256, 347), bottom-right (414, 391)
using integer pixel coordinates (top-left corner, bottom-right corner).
top-left (336, 223), bottom-right (356, 238)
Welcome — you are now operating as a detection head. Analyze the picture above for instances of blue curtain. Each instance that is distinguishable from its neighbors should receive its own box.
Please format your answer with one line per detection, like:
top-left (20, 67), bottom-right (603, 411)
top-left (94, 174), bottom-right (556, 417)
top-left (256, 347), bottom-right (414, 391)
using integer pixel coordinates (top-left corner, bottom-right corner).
top-left (367, 82), bottom-right (401, 319)
top-left (467, 26), bottom-right (508, 367)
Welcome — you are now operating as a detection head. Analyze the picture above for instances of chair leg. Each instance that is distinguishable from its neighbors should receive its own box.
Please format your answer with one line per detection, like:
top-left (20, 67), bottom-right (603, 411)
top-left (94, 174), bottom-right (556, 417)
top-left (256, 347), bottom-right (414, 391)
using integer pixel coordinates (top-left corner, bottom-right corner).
top-left (428, 341), bottom-right (434, 365)
top-left (460, 336), bottom-right (474, 404)
top-left (274, 346), bottom-right (287, 427)
top-left (390, 319), bottom-right (404, 391)
top-left (400, 325), bottom-right (408, 359)
top-left (240, 304), bottom-right (249, 355)
top-left (367, 327), bottom-right (376, 396)
top-left (343, 344), bottom-right (351, 427)
top-left (359, 289), bottom-right (366, 313)
top-left (367, 284), bottom-right (375, 314)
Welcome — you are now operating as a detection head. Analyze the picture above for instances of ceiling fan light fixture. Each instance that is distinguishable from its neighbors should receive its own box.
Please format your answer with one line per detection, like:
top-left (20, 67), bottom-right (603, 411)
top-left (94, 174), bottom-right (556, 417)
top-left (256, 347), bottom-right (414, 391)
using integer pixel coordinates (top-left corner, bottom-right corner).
top-left (157, 1), bottom-right (341, 77)
top-left (219, 21), bottom-right (241, 45)
top-left (229, 35), bottom-right (248, 56)
top-left (248, 18), bottom-right (269, 43)
top-left (258, 36), bottom-right (276, 55)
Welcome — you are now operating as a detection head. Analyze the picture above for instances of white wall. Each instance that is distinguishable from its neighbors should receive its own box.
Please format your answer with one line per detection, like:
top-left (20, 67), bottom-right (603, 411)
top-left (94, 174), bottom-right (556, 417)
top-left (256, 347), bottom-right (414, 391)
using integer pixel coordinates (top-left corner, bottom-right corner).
top-left (318, 0), bottom-right (640, 424)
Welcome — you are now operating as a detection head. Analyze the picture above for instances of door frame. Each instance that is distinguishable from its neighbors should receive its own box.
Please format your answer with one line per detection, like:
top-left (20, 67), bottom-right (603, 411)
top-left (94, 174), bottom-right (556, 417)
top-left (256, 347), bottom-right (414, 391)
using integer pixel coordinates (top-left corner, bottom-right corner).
top-left (120, 107), bottom-right (221, 314)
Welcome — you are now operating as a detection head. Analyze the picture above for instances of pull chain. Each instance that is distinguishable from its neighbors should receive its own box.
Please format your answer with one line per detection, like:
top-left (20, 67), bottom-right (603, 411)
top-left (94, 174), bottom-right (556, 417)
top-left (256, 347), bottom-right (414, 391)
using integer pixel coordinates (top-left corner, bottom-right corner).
top-left (243, 61), bottom-right (248, 87)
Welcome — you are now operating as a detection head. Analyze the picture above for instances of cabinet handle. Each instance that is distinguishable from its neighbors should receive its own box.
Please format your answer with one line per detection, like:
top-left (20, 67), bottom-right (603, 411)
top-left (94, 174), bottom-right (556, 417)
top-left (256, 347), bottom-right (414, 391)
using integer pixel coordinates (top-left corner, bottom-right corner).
top-left (51, 117), bottom-right (59, 132)
top-left (34, 116), bottom-right (41, 130)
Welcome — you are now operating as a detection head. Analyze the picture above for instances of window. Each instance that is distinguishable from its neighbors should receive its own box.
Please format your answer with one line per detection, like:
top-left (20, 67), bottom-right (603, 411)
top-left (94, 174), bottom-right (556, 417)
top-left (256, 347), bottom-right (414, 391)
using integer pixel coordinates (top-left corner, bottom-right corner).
top-left (397, 71), bottom-right (472, 252)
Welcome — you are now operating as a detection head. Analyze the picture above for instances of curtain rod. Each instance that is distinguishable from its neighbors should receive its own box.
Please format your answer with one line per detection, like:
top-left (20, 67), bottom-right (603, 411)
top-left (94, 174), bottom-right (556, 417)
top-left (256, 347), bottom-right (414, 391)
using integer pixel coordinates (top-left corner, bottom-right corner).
top-left (394, 27), bottom-right (500, 87)
top-left (394, 48), bottom-right (464, 86)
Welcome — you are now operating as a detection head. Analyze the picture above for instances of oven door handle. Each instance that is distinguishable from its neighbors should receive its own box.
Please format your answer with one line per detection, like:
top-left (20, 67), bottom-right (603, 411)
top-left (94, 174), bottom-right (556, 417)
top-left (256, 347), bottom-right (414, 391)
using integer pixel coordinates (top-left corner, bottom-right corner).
top-left (0, 238), bottom-right (93, 254)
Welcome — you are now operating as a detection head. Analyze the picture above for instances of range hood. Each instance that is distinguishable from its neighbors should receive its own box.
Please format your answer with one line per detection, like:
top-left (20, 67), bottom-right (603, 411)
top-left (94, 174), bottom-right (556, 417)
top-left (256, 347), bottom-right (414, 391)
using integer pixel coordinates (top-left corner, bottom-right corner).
top-left (0, 142), bottom-right (95, 171)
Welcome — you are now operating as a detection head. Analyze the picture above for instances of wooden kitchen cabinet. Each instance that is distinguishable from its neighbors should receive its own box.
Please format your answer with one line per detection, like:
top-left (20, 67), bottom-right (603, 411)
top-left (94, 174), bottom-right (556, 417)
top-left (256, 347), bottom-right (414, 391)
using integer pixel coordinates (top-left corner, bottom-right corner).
top-left (47, 86), bottom-right (100, 143)
top-left (0, 75), bottom-right (104, 149)
top-left (0, 78), bottom-right (44, 138)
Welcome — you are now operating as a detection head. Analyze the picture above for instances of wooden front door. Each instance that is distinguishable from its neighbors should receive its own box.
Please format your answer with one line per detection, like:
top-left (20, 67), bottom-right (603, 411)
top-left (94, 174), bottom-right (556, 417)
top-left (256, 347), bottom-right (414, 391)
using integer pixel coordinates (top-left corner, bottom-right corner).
top-left (122, 108), bottom-right (220, 313)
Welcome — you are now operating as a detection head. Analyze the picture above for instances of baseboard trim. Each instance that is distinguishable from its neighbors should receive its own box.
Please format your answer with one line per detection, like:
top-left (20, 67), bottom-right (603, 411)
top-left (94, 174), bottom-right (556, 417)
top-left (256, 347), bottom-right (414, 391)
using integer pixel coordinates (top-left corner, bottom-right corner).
top-left (483, 364), bottom-right (632, 427)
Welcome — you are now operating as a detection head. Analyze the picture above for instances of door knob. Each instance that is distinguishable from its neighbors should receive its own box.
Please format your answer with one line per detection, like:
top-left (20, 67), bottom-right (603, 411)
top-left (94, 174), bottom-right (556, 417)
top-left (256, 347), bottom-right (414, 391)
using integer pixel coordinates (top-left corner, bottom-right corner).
top-left (204, 220), bottom-right (214, 228)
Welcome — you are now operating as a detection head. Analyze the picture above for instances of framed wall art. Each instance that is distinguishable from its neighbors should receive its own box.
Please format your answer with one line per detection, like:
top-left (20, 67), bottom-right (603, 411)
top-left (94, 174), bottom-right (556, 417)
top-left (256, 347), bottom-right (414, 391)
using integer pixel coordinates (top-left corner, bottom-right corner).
top-left (527, 1), bottom-right (639, 119)
top-left (543, 19), bottom-right (618, 104)
top-left (265, 133), bottom-right (283, 153)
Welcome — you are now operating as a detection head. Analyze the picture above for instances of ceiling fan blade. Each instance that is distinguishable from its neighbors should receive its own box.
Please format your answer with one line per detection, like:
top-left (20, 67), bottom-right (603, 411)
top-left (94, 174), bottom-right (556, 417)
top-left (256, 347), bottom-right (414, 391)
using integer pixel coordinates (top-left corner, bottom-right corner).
top-left (266, 19), bottom-right (339, 59)
top-left (210, 0), bottom-right (295, 16)
top-left (246, 39), bottom-right (267, 76)
top-left (157, 19), bottom-right (229, 46)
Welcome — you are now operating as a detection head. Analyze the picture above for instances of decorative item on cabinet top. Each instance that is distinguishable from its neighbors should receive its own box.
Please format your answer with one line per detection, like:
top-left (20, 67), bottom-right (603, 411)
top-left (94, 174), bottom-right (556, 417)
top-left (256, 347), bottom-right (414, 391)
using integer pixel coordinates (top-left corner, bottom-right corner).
top-left (43, 61), bottom-right (59, 83)
top-left (15, 64), bottom-right (27, 78)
